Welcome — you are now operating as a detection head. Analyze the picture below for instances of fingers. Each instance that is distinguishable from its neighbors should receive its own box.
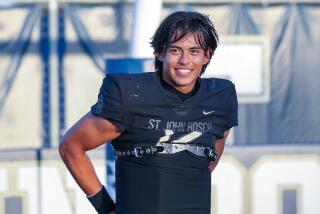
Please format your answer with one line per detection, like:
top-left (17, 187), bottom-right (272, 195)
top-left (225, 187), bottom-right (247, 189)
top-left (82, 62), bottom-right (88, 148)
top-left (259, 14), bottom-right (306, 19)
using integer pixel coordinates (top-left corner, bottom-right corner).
top-left (208, 161), bottom-right (218, 172)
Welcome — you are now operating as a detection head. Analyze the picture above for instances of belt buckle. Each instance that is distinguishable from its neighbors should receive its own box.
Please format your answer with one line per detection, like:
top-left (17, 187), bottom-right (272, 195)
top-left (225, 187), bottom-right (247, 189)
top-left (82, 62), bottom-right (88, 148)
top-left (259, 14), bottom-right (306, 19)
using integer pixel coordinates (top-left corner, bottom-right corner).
top-left (134, 147), bottom-right (142, 157)
top-left (205, 147), bottom-right (217, 161)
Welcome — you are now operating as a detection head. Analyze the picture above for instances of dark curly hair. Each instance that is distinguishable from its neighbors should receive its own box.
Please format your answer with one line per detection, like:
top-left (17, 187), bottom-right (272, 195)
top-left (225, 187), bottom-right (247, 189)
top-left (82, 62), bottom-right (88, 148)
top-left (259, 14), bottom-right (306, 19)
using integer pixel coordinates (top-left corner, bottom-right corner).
top-left (151, 11), bottom-right (219, 75)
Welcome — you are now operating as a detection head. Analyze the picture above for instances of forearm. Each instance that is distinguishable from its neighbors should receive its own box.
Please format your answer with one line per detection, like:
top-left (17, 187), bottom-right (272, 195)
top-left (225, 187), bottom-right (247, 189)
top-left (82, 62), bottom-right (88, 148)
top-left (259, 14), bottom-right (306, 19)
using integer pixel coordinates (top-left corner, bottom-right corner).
top-left (59, 143), bottom-right (115, 213)
top-left (208, 130), bottom-right (229, 172)
top-left (59, 143), bottom-right (102, 196)
top-left (58, 113), bottom-right (119, 213)
top-left (208, 139), bottom-right (225, 171)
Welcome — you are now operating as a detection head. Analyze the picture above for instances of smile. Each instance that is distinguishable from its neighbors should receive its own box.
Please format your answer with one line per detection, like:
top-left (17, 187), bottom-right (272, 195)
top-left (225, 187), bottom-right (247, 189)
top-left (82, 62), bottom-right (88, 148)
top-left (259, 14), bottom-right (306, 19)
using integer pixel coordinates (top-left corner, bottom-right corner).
top-left (176, 68), bottom-right (192, 75)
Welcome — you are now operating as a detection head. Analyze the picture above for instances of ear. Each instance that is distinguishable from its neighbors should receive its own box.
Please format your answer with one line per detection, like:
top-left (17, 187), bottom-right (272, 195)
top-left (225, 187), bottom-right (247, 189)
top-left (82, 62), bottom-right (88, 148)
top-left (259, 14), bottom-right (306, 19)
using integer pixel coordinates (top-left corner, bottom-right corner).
top-left (202, 49), bottom-right (212, 65)
top-left (156, 51), bottom-right (164, 62)
top-left (202, 56), bottom-right (210, 65)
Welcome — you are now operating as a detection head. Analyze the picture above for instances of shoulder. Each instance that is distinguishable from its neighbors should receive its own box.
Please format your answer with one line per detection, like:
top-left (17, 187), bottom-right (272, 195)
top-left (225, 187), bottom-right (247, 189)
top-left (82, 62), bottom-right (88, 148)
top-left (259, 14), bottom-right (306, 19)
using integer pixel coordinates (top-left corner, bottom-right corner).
top-left (100, 72), bottom-right (158, 99)
top-left (200, 77), bottom-right (236, 94)
top-left (106, 72), bottom-right (156, 80)
top-left (105, 72), bottom-right (156, 86)
top-left (200, 78), bottom-right (237, 112)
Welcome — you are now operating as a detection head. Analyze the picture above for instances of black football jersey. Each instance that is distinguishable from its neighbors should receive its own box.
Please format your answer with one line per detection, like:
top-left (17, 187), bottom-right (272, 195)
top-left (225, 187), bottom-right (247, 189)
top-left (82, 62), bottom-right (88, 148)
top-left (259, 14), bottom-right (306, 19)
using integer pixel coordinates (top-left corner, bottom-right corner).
top-left (91, 72), bottom-right (238, 214)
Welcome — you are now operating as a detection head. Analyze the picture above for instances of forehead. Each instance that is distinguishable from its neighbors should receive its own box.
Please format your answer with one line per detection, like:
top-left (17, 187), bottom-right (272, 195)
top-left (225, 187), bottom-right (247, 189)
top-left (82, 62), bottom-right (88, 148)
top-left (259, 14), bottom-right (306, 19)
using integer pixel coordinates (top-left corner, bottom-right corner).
top-left (169, 32), bottom-right (202, 48)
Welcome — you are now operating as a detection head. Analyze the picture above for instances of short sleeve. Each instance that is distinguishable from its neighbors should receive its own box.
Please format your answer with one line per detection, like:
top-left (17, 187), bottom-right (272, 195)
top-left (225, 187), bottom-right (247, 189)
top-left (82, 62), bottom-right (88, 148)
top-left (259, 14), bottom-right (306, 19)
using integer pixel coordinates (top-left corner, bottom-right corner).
top-left (91, 75), bottom-right (126, 132)
top-left (225, 84), bottom-right (238, 130)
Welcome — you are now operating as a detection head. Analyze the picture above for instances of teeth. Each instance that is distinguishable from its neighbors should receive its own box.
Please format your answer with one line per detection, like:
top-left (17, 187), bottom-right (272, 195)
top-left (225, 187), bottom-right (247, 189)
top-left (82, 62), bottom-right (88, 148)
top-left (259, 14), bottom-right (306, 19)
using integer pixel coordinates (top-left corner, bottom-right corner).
top-left (176, 69), bottom-right (191, 73)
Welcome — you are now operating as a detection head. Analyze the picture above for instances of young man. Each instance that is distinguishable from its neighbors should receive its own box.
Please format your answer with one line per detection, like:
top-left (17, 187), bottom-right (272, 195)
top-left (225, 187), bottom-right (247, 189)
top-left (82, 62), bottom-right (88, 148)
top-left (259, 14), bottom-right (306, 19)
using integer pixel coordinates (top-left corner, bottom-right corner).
top-left (59, 11), bottom-right (238, 214)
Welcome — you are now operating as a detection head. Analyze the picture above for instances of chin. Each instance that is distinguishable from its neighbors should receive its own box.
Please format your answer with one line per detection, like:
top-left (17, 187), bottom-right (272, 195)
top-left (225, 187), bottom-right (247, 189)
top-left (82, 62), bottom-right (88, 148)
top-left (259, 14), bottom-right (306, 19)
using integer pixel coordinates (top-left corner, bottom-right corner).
top-left (174, 78), bottom-right (194, 86)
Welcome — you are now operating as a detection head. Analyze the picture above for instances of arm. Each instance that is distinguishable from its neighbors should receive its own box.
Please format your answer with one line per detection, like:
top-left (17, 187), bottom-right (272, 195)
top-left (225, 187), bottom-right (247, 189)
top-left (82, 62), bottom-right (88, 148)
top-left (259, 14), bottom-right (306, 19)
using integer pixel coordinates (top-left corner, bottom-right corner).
top-left (59, 112), bottom-right (120, 214)
top-left (208, 130), bottom-right (230, 172)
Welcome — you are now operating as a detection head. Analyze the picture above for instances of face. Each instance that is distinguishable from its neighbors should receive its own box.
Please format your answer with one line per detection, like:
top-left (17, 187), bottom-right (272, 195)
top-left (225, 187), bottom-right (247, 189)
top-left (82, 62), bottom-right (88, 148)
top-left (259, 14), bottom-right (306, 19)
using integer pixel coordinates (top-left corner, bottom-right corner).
top-left (157, 33), bottom-right (211, 94)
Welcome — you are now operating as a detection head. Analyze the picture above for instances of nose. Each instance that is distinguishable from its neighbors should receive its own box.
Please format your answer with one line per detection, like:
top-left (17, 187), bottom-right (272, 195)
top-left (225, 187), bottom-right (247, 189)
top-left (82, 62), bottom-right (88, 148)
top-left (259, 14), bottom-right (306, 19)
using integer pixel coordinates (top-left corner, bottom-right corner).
top-left (178, 52), bottom-right (190, 65)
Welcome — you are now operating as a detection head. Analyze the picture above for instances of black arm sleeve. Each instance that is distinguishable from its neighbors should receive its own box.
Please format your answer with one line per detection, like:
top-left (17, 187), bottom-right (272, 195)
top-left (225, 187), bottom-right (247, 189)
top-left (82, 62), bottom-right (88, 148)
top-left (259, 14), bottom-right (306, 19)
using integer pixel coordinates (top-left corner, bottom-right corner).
top-left (87, 186), bottom-right (115, 214)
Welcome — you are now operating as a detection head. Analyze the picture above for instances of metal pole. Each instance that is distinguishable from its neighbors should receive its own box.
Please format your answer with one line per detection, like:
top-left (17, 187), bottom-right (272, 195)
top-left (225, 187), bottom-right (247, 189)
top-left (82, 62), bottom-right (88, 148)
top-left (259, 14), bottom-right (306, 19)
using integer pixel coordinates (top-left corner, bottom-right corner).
top-left (49, 0), bottom-right (59, 147)
top-left (130, 0), bottom-right (162, 58)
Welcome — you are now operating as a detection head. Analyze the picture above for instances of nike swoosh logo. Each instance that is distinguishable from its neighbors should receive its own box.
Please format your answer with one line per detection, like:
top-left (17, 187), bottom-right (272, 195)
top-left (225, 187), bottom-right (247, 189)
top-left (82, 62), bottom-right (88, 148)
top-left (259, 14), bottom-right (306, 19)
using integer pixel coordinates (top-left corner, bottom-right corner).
top-left (203, 110), bottom-right (215, 115)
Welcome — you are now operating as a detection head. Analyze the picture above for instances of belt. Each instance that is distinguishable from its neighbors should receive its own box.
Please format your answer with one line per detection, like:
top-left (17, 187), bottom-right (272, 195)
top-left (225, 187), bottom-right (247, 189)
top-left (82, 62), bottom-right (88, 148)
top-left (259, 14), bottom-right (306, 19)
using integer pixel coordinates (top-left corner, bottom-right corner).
top-left (114, 143), bottom-right (217, 161)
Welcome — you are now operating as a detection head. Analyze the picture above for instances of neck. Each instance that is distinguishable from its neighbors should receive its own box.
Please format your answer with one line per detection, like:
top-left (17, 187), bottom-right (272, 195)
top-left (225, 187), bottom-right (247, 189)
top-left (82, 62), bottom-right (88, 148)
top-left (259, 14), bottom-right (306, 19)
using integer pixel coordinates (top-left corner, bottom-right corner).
top-left (157, 71), bottom-right (199, 96)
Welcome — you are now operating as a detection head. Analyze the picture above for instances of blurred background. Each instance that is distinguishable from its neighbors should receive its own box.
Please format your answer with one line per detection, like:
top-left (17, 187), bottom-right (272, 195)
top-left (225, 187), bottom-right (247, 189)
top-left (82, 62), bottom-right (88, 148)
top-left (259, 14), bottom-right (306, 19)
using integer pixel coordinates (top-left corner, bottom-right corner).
top-left (0, 0), bottom-right (320, 213)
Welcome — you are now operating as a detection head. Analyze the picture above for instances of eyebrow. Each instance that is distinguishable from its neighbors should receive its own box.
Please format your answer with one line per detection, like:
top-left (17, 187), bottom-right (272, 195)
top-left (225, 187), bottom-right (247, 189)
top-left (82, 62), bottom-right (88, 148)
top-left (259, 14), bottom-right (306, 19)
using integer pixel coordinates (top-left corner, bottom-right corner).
top-left (168, 45), bottom-right (203, 50)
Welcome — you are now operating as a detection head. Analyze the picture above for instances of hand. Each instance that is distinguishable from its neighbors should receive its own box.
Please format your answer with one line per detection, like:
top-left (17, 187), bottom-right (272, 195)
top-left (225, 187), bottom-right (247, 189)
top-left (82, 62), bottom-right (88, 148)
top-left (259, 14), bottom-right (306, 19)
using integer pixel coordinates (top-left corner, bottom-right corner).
top-left (208, 161), bottom-right (217, 172)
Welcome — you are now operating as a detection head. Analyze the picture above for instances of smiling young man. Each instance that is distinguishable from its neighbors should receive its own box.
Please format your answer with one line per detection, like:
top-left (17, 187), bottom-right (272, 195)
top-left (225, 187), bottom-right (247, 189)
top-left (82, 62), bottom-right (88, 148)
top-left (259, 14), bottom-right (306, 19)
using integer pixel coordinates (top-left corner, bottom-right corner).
top-left (158, 35), bottom-right (210, 94)
top-left (59, 11), bottom-right (238, 214)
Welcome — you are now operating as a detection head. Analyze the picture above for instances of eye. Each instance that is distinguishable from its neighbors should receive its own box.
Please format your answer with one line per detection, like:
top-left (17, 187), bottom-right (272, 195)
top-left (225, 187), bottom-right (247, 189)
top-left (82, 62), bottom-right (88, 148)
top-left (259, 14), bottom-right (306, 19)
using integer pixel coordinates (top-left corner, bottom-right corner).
top-left (169, 48), bottom-right (181, 55)
top-left (190, 49), bottom-right (200, 55)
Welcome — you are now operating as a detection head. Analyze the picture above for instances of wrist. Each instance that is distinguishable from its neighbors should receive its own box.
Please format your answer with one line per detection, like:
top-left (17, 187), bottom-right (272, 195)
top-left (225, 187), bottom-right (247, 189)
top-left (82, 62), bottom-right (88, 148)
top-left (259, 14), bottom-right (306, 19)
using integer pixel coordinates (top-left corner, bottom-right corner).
top-left (86, 185), bottom-right (103, 198)
top-left (87, 185), bottom-right (115, 214)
